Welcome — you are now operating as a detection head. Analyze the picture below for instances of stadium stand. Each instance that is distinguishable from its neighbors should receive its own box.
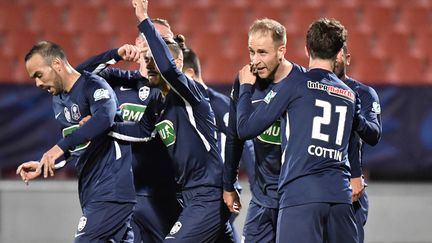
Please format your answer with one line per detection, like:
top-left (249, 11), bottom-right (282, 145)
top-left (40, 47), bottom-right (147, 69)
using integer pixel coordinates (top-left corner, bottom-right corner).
top-left (0, 0), bottom-right (431, 84)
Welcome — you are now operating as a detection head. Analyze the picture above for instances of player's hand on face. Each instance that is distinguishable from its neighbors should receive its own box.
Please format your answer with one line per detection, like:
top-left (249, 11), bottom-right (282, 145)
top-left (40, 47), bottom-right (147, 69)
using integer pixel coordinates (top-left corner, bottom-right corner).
top-left (79, 115), bottom-right (92, 126)
top-left (132, 0), bottom-right (149, 22)
top-left (16, 161), bottom-right (41, 185)
top-left (223, 190), bottom-right (242, 214)
top-left (239, 64), bottom-right (257, 85)
top-left (36, 145), bottom-right (64, 178)
top-left (350, 176), bottom-right (365, 202)
top-left (118, 44), bottom-right (141, 62)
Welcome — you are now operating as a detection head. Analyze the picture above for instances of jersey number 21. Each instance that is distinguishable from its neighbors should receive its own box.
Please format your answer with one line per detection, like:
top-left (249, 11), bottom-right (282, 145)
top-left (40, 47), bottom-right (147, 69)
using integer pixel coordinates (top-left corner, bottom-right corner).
top-left (311, 99), bottom-right (347, 146)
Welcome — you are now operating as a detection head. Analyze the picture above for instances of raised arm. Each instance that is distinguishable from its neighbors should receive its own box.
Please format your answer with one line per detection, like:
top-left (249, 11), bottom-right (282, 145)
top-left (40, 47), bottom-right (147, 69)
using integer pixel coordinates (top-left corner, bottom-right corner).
top-left (133, 0), bottom-right (202, 105)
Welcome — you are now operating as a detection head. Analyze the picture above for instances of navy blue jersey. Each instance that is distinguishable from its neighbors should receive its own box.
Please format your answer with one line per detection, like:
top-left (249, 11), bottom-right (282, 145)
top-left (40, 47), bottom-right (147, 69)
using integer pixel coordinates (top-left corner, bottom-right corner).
top-left (53, 71), bottom-right (135, 206)
top-left (206, 87), bottom-right (255, 186)
top-left (237, 68), bottom-right (358, 208)
top-left (224, 76), bottom-right (288, 209)
top-left (77, 49), bottom-right (177, 196)
top-left (115, 19), bottom-right (223, 189)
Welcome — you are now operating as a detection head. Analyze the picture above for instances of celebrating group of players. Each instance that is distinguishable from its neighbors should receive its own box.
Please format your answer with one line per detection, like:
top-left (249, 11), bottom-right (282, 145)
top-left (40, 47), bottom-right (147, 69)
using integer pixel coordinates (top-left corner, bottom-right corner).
top-left (16, 0), bottom-right (382, 242)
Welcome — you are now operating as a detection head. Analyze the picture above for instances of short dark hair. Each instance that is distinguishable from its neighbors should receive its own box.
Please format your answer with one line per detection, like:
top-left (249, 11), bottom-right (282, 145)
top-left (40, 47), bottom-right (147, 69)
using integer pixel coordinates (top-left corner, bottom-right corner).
top-left (306, 18), bottom-right (347, 60)
top-left (182, 48), bottom-right (201, 77)
top-left (24, 41), bottom-right (67, 64)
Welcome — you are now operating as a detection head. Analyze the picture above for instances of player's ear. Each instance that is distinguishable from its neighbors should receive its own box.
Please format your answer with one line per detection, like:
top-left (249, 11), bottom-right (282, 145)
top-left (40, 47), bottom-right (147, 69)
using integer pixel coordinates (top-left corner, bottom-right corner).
top-left (277, 45), bottom-right (286, 61)
top-left (184, 67), bottom-right (195, 79)
top-left (51, 57), bottom-right (62, 73)
top-left (304, 46), bottom-right (310, 59)
top-left (345, 53), bottom-right (351, 66)
top-left (336, 48), bottom-right (344, 62)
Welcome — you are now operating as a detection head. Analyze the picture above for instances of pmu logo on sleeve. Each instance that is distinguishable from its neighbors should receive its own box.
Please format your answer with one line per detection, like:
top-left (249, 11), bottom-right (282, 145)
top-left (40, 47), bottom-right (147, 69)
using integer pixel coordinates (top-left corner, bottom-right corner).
top-left (257, 119), bottom-right (281, 145)
top-left (155, 120), bottom-right (176, 147)
top-left (62, 125), bottom-right (90, 152)
top-left (120, 103), bottom-right (147, 122)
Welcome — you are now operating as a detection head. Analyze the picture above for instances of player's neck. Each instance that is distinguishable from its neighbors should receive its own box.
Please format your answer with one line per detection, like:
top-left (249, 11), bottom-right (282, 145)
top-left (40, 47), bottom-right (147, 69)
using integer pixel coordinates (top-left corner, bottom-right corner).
top-left (63, 68), bottom-right (81, 93)
top-left (309, 58), bottom-right (334, 72)
top-left (273, 59), bottom-right (292, 83)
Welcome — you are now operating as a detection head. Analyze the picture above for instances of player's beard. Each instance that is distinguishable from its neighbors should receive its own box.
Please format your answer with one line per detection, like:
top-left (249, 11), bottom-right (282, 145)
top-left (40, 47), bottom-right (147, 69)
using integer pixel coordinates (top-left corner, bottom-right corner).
top-left (50, 72), bottom-right (64, 95)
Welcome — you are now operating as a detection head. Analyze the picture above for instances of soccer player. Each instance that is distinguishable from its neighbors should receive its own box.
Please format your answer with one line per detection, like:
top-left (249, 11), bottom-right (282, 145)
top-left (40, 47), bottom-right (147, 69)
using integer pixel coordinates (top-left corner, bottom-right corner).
top-left (334, 44), bottom-right (382, 243)
top-left (76, 40), bottom-right (181, 243)
top-left (222, 18), bottom-right (306, 243)
top-left (235, 18), bottom-right (360, 243)
top-left (16, 41), bottom-right (136, 242)
top-left (182, 47), bottom-right (255, 243)
top-left (125, 0), bottom-right (234, 242)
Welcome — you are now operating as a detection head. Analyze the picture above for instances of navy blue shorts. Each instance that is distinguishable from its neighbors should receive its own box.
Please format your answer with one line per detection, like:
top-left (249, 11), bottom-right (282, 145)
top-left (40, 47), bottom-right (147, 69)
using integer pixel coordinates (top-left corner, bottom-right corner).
top-left (242, 200), bottom-right (278, 243)
top-left (74, 201), bottom-right (134, 243)
top-left (276, 203), bottom-right (358, 243)
top-left (164, 187), bottom-right (234, 243)
top-left (131, 194), bottom-right (182, 243)
top-left (354, 191), bottom-right (369, 243)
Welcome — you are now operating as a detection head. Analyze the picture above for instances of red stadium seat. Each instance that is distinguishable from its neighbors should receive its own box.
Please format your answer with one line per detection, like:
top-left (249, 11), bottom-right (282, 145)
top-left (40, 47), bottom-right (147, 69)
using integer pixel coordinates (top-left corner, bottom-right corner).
top-left (2, 30), bottom-right (39, 59)
top-left (64, 4), bottom-right (104, 33)
top-left (29, 4), bottom-right (67, 33)
top-left (375, 30), bottom-right (413, 59)
top-left (202, 55), bottom-right (240, 85)
top-left (387, 55), bottom-right (426, 84)
top-left (188, 32), bottom-right (227, 61)
top-left (212, 5), bottom-right (251, 34)
top-left (225, 33), bottom-right (249, 60)
top-left (346, 30), bottom-right (375, 62)
top-left (286, 31), bottom-right (307, 61)
top-left (42, 30), bottom-right (80, 65)
top-left (413, 30), bottom-right (432, 59)
top-left (325, 5), bottom-right (360, 31)
top-left (0, 3), bottom-right (30, 32)
top-left (251, 5), bottom-right (286, 23)
top-left (396, 5), bottom-right (432, 33)
top-left (75, 31), bottom-right (114, 61)
top-left (100, 4), bottom-right (140, 34)
top-left (349, 56), bottom-right (389, 84)
top-left (284, 5), bottom-right (324, 34)
top-left (358, 5), bottom-right (398, 33)
top-left (174, 5), bottom-right (212, 35)
top-left (0, 53), bottom-right (17, 82)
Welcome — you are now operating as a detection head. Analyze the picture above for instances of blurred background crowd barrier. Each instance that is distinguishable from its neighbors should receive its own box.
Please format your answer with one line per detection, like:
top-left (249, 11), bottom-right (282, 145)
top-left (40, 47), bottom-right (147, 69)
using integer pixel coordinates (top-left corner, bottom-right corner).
top-left (1, 0), bottom-right (431, 180)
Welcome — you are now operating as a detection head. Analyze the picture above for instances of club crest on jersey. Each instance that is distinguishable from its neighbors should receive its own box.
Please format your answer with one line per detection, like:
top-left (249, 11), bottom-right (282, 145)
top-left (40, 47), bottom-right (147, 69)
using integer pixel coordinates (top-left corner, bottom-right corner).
top-left (372, 101), bottom-right (381, 114)
top-left (93, 88), bottom-right (110, 101)
top-left (264, 90), bottom-right (277, 104)
top-left (307, 81), bottom-right (355, 102)
top-left (64, 107), bottom-right (72, 122)
top-left (169, 221), bottom-right (182, 235)
top-left (77, 216), bottom-right (87, 231)
top-left (155, 120), bottom-right (176, 147)
top-left (71, 104), bottom-right (81, 121)
top-left (139, 86), bottom-right (150, 101)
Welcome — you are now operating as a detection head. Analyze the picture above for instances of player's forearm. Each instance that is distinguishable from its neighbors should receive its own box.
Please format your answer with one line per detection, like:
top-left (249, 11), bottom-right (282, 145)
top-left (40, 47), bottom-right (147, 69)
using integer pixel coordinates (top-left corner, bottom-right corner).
top-left (355, 115), bottom-right (381, 146)
top-left (109, 121), bottom-right (153, 142)
top-left (223, 135), bottom-right (245, 191)
top-left (57, 109), bottom-right (114, 151)
top-left (76, 48), bottom-right (121, 74)
top-left (236, 84), bottom-right (272, 139)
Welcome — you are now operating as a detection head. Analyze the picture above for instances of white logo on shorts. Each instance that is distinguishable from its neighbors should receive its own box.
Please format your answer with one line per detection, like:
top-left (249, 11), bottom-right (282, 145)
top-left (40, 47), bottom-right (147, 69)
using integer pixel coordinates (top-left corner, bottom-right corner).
top-left (169, 221), bottom-right (182, 235)
top-left (77, 216), bottom-right (87, 231)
